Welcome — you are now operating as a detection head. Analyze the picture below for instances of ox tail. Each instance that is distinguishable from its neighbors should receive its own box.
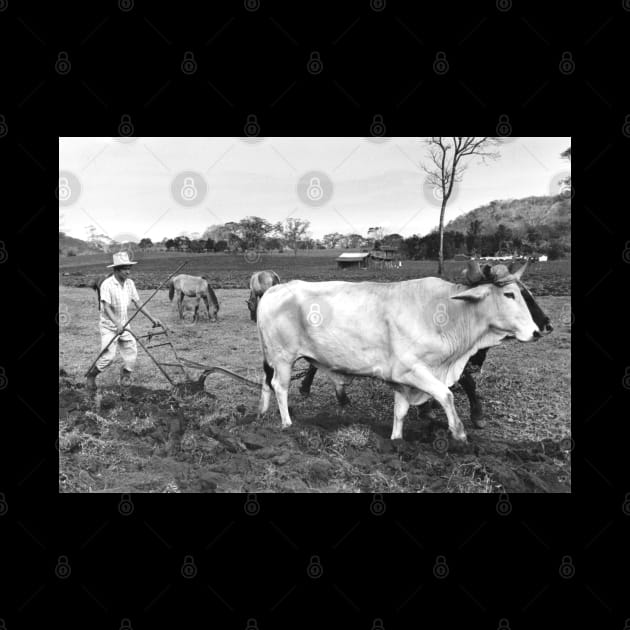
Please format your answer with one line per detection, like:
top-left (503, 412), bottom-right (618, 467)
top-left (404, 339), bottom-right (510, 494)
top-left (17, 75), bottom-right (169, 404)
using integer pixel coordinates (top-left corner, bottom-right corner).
top-left (167, 279), bottom-right (174, 301)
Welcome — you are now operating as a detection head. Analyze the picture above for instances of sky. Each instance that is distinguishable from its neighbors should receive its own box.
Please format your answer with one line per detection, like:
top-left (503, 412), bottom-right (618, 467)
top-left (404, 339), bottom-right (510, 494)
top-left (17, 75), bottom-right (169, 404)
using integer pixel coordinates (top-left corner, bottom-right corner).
top-left (59, 137), bottom-right (571, 243)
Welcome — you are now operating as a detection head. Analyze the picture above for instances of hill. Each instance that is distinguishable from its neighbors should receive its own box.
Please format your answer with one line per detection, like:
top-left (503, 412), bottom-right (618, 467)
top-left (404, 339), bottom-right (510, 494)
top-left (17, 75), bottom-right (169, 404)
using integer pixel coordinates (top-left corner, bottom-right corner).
top-left (444, 195), bottom-right (571, 245)
top-left (59, 233), bottom-right (103, 256)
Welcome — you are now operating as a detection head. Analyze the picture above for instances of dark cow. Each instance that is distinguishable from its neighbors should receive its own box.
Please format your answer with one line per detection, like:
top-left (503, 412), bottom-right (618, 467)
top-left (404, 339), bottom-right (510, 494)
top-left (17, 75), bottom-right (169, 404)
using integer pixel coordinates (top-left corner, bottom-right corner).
top-left (247, 270), bottom-right (281, 322)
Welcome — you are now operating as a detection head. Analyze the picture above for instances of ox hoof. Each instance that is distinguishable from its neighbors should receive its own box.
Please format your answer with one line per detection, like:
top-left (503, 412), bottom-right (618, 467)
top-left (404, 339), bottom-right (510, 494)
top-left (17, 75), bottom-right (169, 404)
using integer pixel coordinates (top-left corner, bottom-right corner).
top-left (471, 416), bottom-right (486, 429)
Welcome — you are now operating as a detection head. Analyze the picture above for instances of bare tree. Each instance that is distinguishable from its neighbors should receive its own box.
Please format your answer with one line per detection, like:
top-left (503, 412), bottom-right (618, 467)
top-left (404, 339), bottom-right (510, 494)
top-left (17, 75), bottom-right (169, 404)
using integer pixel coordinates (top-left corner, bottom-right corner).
top-left (422, 137), bottom-right (502, 275)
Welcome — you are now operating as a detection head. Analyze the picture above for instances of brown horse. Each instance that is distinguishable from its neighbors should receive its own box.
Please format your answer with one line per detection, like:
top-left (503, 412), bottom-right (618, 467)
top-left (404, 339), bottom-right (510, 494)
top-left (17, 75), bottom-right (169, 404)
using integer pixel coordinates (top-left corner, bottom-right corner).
top-left (247, 270), bottom-right (280, 322)
top-left (167, 274), bottom-right (219, 323)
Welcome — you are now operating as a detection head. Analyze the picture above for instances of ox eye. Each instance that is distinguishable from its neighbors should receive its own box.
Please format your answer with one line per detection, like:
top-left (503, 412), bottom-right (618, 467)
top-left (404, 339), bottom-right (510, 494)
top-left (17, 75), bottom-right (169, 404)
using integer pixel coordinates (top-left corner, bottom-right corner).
top-left (504, 292), bottom-right (515, 299)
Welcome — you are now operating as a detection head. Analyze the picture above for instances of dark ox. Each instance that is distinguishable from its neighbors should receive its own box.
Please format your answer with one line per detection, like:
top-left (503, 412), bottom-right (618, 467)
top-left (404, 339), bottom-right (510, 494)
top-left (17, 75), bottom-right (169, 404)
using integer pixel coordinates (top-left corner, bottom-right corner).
top-left (247, 270), bottom-right (281, 322)
top-left (297, 261), bottom-right (552, 428)
top-left (256, 261), bottom-right (545, 442)
top-left (91, 273), bottom-right (113, 310)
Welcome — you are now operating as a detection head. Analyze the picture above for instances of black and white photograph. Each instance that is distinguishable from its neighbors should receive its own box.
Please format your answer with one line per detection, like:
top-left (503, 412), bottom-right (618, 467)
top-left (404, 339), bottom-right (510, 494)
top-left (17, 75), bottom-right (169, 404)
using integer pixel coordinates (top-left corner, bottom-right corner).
top-left (59, 136), bottom-right (571, 493)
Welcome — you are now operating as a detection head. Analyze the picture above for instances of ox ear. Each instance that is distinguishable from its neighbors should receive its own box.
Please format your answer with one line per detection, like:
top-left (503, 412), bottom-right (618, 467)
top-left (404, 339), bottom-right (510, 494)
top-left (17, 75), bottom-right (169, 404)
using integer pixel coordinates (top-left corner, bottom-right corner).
top-left (451, 284), bottom-right (491, 302)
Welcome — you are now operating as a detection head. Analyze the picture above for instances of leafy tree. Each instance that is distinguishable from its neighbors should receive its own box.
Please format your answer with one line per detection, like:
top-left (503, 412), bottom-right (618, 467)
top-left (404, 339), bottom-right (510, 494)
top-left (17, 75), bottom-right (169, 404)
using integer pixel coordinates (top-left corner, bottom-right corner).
top-left (323, 232), bottom-right (344, 249)
top-left (165, 238), bottom-right (176, 251)
top-left (205, 238), bottom-right (215, 251)
top-left (282, 218), bottom-right (311, 256)
top-left (175, 236), bottom-right (191, 251)
top-left (214, 240), bottom-right (228, 252)
top-left (139, 238), bottom-right (153, 250)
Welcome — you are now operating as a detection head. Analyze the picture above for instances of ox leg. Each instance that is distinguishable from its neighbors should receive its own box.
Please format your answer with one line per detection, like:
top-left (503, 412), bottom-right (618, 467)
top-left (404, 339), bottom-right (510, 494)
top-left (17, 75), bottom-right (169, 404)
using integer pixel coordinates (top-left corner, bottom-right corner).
top-left (335, 384), bottom-right (350, 407)
top-left (459, 371), bottom-right (485, 428)
top-left (194, 297), bottom-right (200, 323)
top-left (392, 390), bottom-right (410, 440)
top-left (271, 362), bottom-right (293, 429)
top-left (258, 361), bottom-right (274, 417)
top-left (177, 292), bottom-right (184, 320)
top-left (299, 364), bottom-right (317, 396)
top-left (406, 367), bottom-right (467, 442)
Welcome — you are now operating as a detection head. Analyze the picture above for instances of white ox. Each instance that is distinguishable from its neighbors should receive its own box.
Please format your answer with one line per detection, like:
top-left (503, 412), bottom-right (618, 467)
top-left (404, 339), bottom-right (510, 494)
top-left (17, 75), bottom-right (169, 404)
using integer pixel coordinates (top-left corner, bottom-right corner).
top-left (256, 262), bottom-right (541, 442)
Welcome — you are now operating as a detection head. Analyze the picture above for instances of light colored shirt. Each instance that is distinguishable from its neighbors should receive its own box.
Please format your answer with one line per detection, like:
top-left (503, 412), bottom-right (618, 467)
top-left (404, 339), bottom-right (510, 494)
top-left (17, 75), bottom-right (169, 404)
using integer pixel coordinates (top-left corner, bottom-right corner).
top-left (99, 275), bottom-right (140, 338)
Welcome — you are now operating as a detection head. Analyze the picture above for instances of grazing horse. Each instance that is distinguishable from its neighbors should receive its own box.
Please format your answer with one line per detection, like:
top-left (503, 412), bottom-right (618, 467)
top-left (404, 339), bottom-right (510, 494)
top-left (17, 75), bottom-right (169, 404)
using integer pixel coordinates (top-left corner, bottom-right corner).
top-left (247, 270), bottom-right (280, 322)
top-left (297, 261), bottom-right (553, 429)
top-left (167, 274), bottom-right (219, 323)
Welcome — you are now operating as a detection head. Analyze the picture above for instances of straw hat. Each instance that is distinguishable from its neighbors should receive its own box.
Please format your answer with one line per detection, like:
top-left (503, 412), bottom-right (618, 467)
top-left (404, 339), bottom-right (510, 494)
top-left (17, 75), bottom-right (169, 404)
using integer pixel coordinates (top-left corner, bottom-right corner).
top-left (107, 251), bottom-right (138, 268)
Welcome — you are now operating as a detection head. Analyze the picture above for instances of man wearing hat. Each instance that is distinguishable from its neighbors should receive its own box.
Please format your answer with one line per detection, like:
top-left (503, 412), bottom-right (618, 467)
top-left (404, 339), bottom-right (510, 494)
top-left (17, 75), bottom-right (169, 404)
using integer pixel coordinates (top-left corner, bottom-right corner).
top-left (86, 251), bottom-right (162, 390)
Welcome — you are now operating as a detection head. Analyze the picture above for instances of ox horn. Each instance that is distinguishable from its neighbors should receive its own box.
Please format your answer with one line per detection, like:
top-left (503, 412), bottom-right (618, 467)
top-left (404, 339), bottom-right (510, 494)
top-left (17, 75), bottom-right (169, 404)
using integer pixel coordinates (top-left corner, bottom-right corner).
top-left (511, 259), bottom-right (528, 280)
top-left (464, 260), bottom-right (484, 284)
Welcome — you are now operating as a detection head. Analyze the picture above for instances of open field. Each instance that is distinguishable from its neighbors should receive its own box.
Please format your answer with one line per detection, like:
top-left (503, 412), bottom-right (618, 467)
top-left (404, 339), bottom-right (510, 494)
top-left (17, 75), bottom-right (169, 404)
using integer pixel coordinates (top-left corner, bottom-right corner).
top-left (59, 270), bottom-right (572, 492)
top-left (59, 251), bottom-right (571, 295)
